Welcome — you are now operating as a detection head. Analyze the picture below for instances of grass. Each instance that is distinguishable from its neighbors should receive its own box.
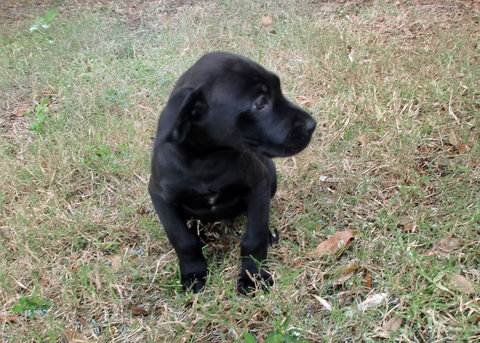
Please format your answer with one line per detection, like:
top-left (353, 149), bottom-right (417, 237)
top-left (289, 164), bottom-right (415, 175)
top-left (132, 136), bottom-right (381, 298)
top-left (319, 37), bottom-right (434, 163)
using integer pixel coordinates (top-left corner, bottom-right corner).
top-left (0, 0), bottom-right (479, 341)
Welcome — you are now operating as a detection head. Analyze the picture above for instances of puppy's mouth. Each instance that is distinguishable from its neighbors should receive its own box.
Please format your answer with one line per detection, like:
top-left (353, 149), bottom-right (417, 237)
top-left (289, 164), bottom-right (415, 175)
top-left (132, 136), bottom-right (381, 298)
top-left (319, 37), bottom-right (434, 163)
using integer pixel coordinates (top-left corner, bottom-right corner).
top-left (244, 131), bottom-right (314, 158)
top-left (242, 118), bottom-right (316, 158)
top-left (243, 139), bottom-right (260, 149)
top-left (243, 140), bottom-right (273, 157)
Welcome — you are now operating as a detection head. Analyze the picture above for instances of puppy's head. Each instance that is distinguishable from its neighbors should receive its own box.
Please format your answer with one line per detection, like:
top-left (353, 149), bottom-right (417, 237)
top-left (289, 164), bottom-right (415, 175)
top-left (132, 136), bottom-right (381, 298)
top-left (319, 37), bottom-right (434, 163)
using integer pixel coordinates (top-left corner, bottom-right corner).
top-left (157, 52), bottom-right (316, 157)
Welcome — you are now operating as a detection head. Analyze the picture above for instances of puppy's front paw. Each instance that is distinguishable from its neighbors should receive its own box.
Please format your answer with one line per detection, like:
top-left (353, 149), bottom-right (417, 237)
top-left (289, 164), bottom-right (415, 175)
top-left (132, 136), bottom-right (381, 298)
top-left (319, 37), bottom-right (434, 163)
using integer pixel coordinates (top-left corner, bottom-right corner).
top-left (237, 268), bottom-right (273, 295)
top-left (181, 271), bottom-right (207, 293)
top-left (268, 228), bottom-right (279, 246)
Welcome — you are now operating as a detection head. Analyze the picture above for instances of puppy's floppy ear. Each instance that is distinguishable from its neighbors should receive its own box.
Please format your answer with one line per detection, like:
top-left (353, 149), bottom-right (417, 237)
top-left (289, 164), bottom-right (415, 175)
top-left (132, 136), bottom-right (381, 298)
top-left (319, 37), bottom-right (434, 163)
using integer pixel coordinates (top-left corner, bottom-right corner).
top-left (156, 87), bottom-right (208, 143)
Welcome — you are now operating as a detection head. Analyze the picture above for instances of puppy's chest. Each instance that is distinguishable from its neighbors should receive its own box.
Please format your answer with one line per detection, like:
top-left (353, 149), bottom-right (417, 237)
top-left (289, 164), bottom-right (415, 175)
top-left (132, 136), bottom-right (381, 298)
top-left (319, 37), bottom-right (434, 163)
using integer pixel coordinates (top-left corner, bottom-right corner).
top-left (160, 152), bottom-right (263, 217)
top-left (182, 179), bottom-right (246, 213)
top-left (196, 183), bottom-right (222, 213)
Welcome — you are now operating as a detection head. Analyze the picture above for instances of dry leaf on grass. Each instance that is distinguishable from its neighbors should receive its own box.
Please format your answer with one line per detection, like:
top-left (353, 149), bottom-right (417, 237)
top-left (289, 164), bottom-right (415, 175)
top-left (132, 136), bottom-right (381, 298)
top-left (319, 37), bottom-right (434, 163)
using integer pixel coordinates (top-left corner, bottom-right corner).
top-left (397, 215), bottom-right (412, 226)
top-left (448, 129), bottom-right (470, 153)
top-left (90, 265), bottom-right (102, 291)
top-left (0, 312), bottom-right (18, 324)
top-left (383, 315), bottom-right (403, 332)
top-left (365, 273), bottom-right (372, 290)
top-left (449, 129), bottom-right (460, 148)
top-left (108, 254), bottom-right (121, 271)
top-left (358, 293), bottom-right (388, 311)
top-left (426, 236), bottom-right (461, 257)
top-left (313, 295), bottom-right (332, 311)
top-left (402, 222), bottom-right (416, 232)
top-left (347, 46), bottom-right (354, 62)
top-left (307, 229), bottom-right (357, 258)
top-left (262, 14), bottom-right (273, 27)
top-left (131, 304), bottom-right (148, 316)
top-left (437, 237), bottom-right (461, 251)
top-left (334, 263), bottom-right (358, 285)
top-left (64, 330), bottom-right (89, 343)
top-left (403, 27), bottom-right (414, 37)
top-left (397, 215), bottom-right (416, 232)
top-left (376, 315), bottom-right (403, 336)
top-left (40, 160), bottom-right (49, 172)
top-left (335, 269), bottom-right (356, 285)
top-left (449, 273), bottom-right (475, 294)
top-left (14, 104), bottom-right (30, 117)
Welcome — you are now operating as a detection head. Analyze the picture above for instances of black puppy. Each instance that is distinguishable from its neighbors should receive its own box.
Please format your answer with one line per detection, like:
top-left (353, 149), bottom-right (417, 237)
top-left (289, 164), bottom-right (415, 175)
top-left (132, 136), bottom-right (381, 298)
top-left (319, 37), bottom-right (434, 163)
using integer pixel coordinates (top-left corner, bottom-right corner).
top-left (149, 51), bottom-right (316, 294)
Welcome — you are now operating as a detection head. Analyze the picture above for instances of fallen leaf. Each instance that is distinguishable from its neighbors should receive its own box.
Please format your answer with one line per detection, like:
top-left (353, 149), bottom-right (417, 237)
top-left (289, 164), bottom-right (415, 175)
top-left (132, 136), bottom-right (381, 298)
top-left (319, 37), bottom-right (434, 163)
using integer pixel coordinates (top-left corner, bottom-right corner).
top-left (136, 206), bottom-right (148, 215)
top-left (0, 312), bottom-right (18, 324)
top-left (71, 256), bottom-right (92, 271)
top-left (15, 104), bottom-right (30, 117)
top-left (64, 330), bottom-right (87, 343)
top-left (335, 269), bottom-right (355, 285)
top-left (41, 160), bottom-right (48, 171)
top-left (383, 315), bottom-right (402, 332)
top-left (448, 129), bottom-right (459, 147)
top-left (347, 46), bottom-right (354, 62)
top-left (358, 293), bottom-right (388, 311)
top-left (403, 27), bottom-right (413, 37)
top-left (108, 254), bottom-right (121, 271)
top-left (39, 278), bottom-right (50, 288)
top-left (313, 295), bottom-right (332, 311)
top-left (336, 290), bottom-right (354, 308)
top-left (397, 215), bottom-right (412, 226)
top-left (426, 236), bottom-right (461, 256)
top-left (457, 144), bottom-right (469, 154)
top-left (307, 230), bottom-right (357, 258)
top-left (261, 14), bottom-right (273, 27)
top-left (437, 237), bottom-right (461, 252)
top-left (403, 222), bottom-right (415, 232)
top-left (91, 268), bottom-right (101, 291)
top-left (397, 215), bottom-right (416, 232)
top-left (468, 134), bottom-right (478, 147)
top-left (447, 130), bottom-right (470, 153)
top-left (334, 263), bottom-right (358, 285)
top-left (449, 273), bottom-right (475, 294)
top-left (340, 264), bottom-right (359, 274)
top-left (131, 304), bottom-right (147, 316)
top-left (357, 133), bottom-right (367, 147)
top-left (365, 273), bottom-right (372, 290)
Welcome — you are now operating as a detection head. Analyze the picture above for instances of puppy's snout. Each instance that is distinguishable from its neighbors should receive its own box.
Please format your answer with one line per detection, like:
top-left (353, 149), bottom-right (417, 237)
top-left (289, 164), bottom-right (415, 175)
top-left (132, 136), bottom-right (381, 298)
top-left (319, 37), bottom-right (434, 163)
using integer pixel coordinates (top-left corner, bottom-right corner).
top-left (305, 117), bottom-right (316, 135)
top-left (293, 115), bottom-right (316, 135)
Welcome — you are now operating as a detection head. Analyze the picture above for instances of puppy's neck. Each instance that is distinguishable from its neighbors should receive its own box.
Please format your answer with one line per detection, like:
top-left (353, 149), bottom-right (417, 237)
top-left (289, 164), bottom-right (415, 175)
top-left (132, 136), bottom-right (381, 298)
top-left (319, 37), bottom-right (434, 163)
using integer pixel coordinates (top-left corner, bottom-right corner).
top-left (176, 138), bottom-right (234, 157)
top-left (175, 128), bottom-right (235, 157)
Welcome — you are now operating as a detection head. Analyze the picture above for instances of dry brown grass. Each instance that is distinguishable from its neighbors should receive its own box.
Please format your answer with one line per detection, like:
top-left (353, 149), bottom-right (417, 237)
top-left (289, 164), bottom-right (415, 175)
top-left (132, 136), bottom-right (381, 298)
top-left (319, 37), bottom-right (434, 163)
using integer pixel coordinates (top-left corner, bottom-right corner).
top-left (1, 0), bottom-right (479, 342)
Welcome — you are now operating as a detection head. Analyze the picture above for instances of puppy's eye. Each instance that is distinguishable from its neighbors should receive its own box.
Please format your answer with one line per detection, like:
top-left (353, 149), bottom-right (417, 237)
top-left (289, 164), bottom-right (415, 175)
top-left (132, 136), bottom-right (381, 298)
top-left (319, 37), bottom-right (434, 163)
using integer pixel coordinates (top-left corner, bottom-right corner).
top-left (252, 97), bottom-right (267, 111)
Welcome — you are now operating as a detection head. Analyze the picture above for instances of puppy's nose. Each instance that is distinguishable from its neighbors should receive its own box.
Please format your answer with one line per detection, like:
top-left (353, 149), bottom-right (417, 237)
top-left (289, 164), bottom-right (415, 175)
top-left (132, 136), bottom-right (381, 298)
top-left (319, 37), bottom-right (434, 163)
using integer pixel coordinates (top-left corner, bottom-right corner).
top-left (305, 117), bottom-right (316, 135)
top-left (293, 113), bottom-right (316, 134)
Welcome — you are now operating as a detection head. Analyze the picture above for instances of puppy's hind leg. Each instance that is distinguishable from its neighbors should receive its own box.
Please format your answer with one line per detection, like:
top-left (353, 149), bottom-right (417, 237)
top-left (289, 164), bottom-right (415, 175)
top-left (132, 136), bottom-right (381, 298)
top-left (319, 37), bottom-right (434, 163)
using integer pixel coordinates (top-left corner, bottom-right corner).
top-left (149, 192), bottom-right (208, 292)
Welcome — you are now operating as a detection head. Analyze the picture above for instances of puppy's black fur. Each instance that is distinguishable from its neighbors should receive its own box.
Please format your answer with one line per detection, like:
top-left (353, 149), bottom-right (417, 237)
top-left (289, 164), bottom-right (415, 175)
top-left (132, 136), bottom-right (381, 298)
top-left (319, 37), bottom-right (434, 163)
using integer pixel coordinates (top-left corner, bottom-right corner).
top-left (149, 52), bottom-right (316, 294)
